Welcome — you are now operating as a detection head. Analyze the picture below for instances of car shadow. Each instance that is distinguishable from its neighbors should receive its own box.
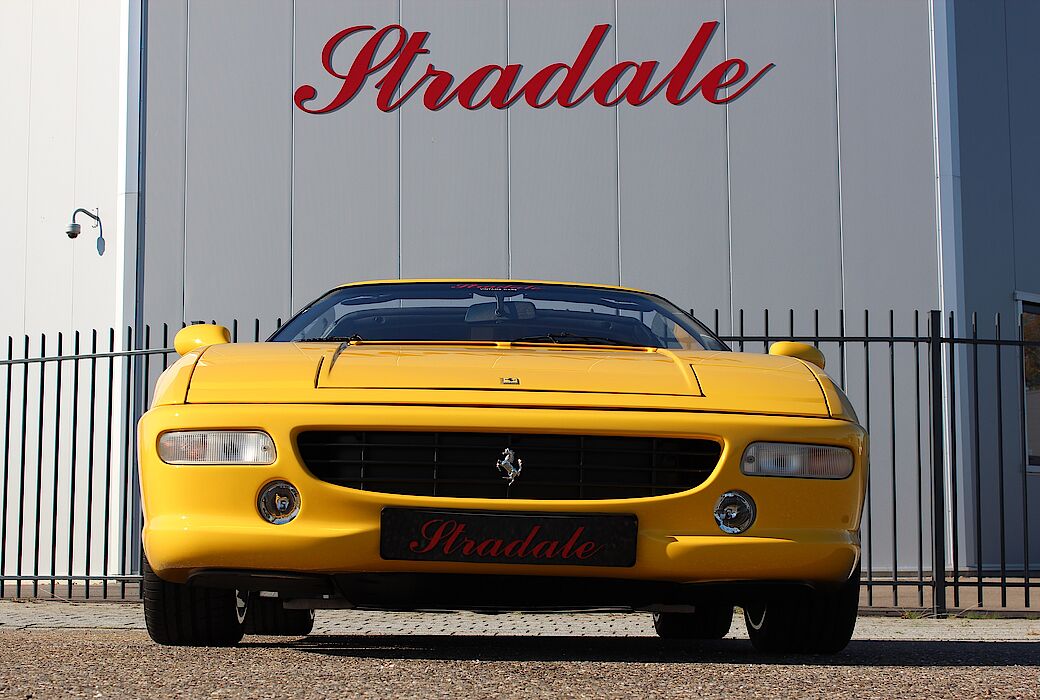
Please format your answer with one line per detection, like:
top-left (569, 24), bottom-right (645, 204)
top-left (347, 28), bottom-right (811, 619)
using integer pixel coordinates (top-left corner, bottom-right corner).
top-left (244, 635), bottom-right (1038, 667)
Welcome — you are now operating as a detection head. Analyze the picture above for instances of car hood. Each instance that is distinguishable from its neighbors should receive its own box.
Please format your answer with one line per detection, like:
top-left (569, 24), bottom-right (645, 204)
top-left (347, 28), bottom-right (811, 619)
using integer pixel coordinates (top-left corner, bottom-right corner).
top-left (180, 342), bottom-right (834, 418)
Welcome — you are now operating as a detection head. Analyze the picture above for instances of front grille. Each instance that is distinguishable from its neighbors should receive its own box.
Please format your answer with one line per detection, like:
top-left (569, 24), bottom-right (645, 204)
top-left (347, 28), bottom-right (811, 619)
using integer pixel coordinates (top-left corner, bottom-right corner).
top-left (297, 431), bottom-right (722, 500)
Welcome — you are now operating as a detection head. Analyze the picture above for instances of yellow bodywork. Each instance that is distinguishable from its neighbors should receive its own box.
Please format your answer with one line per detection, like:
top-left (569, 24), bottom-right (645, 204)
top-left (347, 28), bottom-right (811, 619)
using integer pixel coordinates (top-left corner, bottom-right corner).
top-left (139, 280), bottom-right (867, 591)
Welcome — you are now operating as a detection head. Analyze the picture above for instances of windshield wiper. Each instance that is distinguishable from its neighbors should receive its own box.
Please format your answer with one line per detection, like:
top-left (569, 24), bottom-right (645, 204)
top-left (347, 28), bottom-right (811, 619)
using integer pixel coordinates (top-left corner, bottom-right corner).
top-left (509, 332), bottom-right (643, 347)
top-left (326, 335), bottom-right (365, 371)
top-left (295, 334), bottom-right (364, 343)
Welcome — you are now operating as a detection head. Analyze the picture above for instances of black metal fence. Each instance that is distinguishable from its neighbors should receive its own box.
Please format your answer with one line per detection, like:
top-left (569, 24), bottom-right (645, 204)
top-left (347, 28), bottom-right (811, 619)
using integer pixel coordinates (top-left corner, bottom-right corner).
top-left (0, 319), bottom-right (280, 600)
top-left (0, 311), bottom-right (1036, 613)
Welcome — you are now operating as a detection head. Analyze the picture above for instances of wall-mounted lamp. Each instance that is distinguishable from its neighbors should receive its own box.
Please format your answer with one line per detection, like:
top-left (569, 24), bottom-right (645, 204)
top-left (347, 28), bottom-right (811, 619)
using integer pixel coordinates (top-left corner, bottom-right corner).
top-left (66, 207), bottom-right (105, 255)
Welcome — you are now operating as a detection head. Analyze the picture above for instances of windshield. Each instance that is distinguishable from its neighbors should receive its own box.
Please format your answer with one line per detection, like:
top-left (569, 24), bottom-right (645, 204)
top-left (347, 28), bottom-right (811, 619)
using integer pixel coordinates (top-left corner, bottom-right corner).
top-left (271, 282), bottom-right (728, 351)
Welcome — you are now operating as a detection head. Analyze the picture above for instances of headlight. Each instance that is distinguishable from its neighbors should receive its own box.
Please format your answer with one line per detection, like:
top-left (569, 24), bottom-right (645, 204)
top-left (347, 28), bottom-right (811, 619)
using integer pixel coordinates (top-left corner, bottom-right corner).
top-left (741, 442), bottom-right (853, 479)
top-left (157, 430), bottom-right (276, 465)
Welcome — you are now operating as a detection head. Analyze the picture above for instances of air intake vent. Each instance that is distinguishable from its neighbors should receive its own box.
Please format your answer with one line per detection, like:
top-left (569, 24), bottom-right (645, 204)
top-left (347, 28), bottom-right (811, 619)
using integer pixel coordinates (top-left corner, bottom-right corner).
top-left (297, 431), bottom-right (721, 500)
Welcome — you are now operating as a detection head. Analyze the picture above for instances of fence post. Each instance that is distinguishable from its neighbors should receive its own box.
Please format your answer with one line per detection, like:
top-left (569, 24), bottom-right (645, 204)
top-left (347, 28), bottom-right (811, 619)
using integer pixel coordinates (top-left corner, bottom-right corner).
top-left (929, 310), bottom-right (947, 616)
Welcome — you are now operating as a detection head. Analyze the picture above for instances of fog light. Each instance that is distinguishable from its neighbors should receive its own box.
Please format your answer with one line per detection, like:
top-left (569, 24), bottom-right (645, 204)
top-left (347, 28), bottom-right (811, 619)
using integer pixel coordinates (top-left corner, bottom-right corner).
top-left (714, 490), bottom-right (756, 534)
top-left (258, 481), bottom-right (300, 524)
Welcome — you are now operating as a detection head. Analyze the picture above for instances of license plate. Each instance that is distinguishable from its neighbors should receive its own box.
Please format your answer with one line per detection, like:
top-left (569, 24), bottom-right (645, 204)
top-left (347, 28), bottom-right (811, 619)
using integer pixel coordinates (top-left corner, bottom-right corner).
top-left (380, 508), bottom-right (638, 567)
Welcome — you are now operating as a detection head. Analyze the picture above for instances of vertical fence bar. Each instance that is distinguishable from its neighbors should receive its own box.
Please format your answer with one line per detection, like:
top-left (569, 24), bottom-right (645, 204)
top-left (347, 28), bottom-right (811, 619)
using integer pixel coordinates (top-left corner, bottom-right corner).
top-left (254, 318), bottom-right (260, 343)
top-left (947, 313), bottom-right (960, 608)
top-left (889, 310), bottom-right (898, 605)
top-left (143, 326), bottom-right (152, 414)
top-left (120, 327), bottom-right (132, 599)
top-left (838, 309), bottom-right (846, 391)
top-left (48, 333), bottom-right (63, 597)
top-left (132, 325), bottom-right (148, 591)
top-left (17, 336), bottom-right (28, 598)
top-left (972, 313), bottom-right (983, 607)
top-left (1, 337), bottom-right (11, 597)
top-left (929, 310), bottom-right (947, 616)
top-left (162, 324), bottom-right (170, 371)
top-left (103, 329), bottom-right (115, 599)
top-left (32, 334), bottom-right (46, 598)
top-left (67, 331), bottom-right (81, 597)
top-left (137, 328), bottom-right (153, 595)
top-left (994, 314), bottom-right (1007, 607)
top-left (863, 310), bottom-right (873, 605)
top-left (1019, 314), bottom-right (1027, 607)
top-left (914, 311), bottom-right (924, 606)
top-left (84, 330), bottom-right (98, 598)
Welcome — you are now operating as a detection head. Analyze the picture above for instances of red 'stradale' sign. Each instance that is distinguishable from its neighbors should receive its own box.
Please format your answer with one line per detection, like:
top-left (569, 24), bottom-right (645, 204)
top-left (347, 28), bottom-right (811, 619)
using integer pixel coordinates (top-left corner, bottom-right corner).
top-left (294, 21), bottom-right (773, 113)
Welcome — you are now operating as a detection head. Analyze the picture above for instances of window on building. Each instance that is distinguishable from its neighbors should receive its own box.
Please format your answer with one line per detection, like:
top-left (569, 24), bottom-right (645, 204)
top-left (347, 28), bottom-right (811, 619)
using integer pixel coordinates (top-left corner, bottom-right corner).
top-left (1026, 303), bottom-right (1040, 472)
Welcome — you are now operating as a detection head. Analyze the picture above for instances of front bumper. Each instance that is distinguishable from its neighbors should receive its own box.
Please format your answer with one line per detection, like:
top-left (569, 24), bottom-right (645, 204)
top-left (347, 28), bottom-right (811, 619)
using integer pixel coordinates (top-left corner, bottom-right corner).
top-left (139, 404), bottom-right (867, 589)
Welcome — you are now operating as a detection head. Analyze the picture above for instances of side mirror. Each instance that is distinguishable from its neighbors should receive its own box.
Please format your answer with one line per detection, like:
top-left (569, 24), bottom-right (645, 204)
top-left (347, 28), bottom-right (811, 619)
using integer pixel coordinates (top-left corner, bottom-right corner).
top-left (768, 341), bottom-right (826, 370)
top-left (174, 324), bottom-right (231, 356)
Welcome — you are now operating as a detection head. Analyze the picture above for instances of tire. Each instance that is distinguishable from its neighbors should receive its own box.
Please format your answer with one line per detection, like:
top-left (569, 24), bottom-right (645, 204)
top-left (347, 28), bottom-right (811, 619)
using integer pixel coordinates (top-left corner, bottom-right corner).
top-left (243, 597), bottom-right (315, 637)
top-left (744, 564), bottom-right (860, 655)
top-left (142, 557), bottom-right (246, 647)
top-left (653, 604), bottom-right (733, 640)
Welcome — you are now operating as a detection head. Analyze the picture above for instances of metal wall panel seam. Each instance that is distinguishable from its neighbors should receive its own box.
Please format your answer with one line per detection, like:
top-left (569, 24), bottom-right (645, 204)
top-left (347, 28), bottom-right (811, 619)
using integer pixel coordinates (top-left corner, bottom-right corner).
top-left (71, 0), bottom-right (82, 333)
top-left (506, 0), bottom-right (512, 278)
top-left (133, 0), bottom-right (147, 351)
top-left (928, 0), bottom-right (959, 568)
top-left (397, 0), bottom-right (403, 279)
top-left (928, 0), bottom-right (945, 311)
top-left (129, 0), bottom-right (149, 576)
top-left (722, 0), bottom-right (733, 332)
top-left (833, 0), bottom-right (846, 322)
top-left (180, 0), bottom-right (190, 325)
top-left (614, 0), bottom-right (621, 286)
top-left (289, 0), bottom-right (296, 311)
top-left (20, 2), bottom-right (36, 333)
top-left (930, 0), bottom-right (963, 320)
top-left (120, 0), bottom-right (143, 336)
top-left (1000, 0), bottom-right (1018, 282)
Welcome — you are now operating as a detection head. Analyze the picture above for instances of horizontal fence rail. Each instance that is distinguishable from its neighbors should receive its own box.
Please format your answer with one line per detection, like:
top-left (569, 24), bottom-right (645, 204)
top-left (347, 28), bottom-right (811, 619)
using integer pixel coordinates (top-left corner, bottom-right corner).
top-left (0, 311), bottom-right (1036, 613)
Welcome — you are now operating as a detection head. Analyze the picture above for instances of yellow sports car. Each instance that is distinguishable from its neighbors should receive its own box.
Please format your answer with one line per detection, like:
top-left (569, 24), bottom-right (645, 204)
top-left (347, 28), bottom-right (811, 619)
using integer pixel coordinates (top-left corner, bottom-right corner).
top-left (139, 280), bottom-right (867, 652)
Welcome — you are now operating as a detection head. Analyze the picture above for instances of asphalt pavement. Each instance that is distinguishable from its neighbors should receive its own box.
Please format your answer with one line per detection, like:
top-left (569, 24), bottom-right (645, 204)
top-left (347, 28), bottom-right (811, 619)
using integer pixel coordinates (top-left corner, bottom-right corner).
top-left (0, 601), bottom-right (1037, 699)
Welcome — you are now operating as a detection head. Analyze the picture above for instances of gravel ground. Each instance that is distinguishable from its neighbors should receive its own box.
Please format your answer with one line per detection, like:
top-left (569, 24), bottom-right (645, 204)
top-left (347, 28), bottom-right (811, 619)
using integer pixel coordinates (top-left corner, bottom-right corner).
top-left (0, 602), bottom-right (1038, 699)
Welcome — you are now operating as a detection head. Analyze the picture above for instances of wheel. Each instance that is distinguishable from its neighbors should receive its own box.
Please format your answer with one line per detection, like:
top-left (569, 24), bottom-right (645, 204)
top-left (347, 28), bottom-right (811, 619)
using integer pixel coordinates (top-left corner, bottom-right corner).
top-left (653, 604), bottom-right (733, 639)
top-left (142, 556), bottom-right (246, 647)
top-left (244, 597), bottom-right (315, 636)
top-left (744, 564), bottom-right (860, 654)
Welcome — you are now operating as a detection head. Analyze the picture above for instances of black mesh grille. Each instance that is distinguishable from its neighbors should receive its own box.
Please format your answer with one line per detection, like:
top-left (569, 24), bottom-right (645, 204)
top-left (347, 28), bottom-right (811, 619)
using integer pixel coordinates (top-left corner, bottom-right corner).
top-left (297, 431), bottom-right (722, 500)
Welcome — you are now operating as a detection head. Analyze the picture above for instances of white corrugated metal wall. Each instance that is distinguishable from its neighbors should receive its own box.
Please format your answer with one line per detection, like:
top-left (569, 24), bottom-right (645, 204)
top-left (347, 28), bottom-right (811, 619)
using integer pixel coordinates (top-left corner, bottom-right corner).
top-left (140, 0), bottom-right (942, 338)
